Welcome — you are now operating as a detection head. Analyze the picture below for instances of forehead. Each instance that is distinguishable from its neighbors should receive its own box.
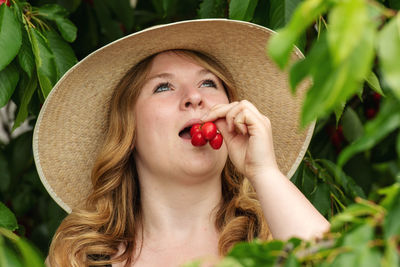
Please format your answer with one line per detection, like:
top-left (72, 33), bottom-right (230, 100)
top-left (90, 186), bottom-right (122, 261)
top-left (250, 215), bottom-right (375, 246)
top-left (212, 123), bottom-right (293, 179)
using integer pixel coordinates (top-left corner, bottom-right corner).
top-left (148, 51), bottom-right (207, 74)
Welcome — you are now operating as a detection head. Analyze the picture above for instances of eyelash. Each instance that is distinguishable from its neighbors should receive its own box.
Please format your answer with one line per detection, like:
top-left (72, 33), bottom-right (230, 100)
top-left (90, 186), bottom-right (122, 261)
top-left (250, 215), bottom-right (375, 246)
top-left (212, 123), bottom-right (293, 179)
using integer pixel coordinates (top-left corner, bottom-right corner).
top-left (153, 79), bottom-right (218, 93)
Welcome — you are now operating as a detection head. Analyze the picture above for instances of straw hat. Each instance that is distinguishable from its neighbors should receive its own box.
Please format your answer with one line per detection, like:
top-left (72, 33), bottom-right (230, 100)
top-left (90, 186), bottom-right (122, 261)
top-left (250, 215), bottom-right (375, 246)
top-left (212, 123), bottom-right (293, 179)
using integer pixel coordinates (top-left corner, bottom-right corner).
top-left (33, 19), bottom-right (314, 213)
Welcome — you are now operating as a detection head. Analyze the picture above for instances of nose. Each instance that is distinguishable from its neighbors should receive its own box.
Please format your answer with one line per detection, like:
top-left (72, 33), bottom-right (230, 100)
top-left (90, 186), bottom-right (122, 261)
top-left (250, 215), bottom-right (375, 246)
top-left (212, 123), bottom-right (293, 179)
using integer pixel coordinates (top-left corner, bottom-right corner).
top-left (179, 87), bottom-right (203, 110)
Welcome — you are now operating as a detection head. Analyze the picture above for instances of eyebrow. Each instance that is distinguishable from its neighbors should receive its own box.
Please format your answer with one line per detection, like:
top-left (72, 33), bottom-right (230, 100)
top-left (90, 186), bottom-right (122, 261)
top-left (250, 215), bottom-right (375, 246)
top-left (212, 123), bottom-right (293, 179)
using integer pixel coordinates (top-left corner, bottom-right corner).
top-left (145, 69), bottom-right (213, 84)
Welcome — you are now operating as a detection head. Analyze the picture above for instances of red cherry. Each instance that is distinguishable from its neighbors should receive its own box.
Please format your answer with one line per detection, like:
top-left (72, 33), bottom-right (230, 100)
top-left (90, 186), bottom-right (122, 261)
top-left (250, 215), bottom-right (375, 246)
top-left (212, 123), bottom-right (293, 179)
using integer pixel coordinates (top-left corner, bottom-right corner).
top-left (190, 124), bottom-right (202, 137)
top-left (201, 122), bottom-right (217, 140)
top-left (209, 133), bottom-right (223, 150)
top-left (365, 108), bottom-right (377, 119)
top-left (191, 132), bottom-right (207, 147)
top-left (0, 0), bottom-right (11, 6)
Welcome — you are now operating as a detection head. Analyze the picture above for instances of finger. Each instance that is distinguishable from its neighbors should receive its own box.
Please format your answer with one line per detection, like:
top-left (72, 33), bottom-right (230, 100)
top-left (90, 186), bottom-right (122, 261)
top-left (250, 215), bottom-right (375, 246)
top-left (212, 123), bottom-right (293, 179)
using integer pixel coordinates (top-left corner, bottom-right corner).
top-left (233, 111), bottom-right (248, 135)
top-left (225, 101), bottom-right (264, 133)
top-left (201, 102), bottom-right (239, 122)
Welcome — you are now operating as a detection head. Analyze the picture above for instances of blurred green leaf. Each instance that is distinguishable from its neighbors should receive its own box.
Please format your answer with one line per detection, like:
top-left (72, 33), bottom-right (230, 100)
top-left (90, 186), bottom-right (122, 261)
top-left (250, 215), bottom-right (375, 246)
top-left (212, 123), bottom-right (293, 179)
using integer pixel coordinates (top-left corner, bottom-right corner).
top-left (37, 4), bottom-right (69, 18)
top-left (14, 234), bottom-right (45, 267)
top-left (377, 13), bottom-right (400, 99)
top-left (198, 0), bottom-right (227, 18)
top-left (327, 0), bottom-right (367, 65)
top-left (342, 107), bottom-right (364, 143)
top-left (365, 71), bottom-right (384, 96)
top-left (0, 202), bottom-right (18, 231)
top-left (0, 4), bottom-right (22, 71)
top-left (106, 0), bottom-right (134, 31)
top-left (0, 237), bottom-right (23, 267)
top-left (338, 97), bottom-right (400, 166)
top-left (227, 240), bottom-right (284, 266)
top-left (151, 0), bottom-right (178, 17)
top-left (13, 74), bottom-right (37, 130)
top-left (45, 30), bottom-right (77, 80)
top-left (269, 0), bottom-right (302, 29)
top-left (0, 62), bottom-right (19, 108)
top-left (330, 200), bottom-right (381, 231)
top-left (28, 27), bottom-right (57, 98)
top-left (299, 23), bottom-right (375, 127)
top-left (267, 0), bottom-right (329, 69)
top-left (0, 152), bottom-right (11, 193)
top-left (93, 0), bottom-right (123, 42)
top-left (397, 131), bottom-right (400, 158)
top-left (382, 238), bottom-right (400, 267)
top-left (18, 28), bottom-right (35, 78)
top-left (388, 0), bottom-right (400, 10)
top-left (383, 188), bottom-right (400, 238)
top-left (229, 0), bottom-right (258, 21)
top-left (0, 228), bottom-right (44, 267)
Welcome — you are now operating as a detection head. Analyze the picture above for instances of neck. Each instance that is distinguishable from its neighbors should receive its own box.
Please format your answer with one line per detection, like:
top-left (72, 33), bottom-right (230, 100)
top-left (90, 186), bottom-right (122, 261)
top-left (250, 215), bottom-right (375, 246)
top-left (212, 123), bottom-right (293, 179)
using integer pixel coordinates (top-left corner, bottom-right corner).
top-left (137, 170), bottom-right (222, 240)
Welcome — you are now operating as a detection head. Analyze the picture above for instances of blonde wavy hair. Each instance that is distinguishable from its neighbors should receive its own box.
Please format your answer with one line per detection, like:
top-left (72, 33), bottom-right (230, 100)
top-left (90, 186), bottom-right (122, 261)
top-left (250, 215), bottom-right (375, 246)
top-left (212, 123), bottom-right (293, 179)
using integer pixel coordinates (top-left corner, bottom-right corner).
top-left (48, 50), bottom-right (270, 266)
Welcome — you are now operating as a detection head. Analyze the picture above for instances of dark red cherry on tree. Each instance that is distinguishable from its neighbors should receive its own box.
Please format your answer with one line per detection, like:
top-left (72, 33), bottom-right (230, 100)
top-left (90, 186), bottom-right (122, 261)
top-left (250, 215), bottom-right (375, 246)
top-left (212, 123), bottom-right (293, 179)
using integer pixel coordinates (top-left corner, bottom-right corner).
top-left (0, 0), bottom-right (11, 6)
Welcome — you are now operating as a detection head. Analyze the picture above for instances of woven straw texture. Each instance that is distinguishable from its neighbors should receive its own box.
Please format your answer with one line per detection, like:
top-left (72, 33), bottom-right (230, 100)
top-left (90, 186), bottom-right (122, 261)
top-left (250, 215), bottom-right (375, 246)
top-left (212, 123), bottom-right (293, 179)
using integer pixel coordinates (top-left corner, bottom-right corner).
top-left (33, 19), bottom-right (314, 213)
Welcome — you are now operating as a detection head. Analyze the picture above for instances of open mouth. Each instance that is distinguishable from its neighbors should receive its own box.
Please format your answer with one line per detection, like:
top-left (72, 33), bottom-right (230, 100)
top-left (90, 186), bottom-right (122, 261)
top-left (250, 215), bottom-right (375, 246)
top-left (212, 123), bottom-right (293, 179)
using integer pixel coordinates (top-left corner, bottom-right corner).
top-left (179, 126), bottom-right (192, 139)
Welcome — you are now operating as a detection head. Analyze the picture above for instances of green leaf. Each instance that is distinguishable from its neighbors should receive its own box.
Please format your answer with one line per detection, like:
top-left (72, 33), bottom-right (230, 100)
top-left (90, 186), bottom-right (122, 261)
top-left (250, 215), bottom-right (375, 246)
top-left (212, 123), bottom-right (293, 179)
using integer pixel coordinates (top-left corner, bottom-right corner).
top-left (0, 152), bottom-right (11, 193)
top-left (383, 188), bottom-right (400, 238)
top-left (377, 13), bottom-right (400, 99)
top-left (228, 240), bottom-right (285, 266)
top-left (45, 30), bottom-right (77, 80)
top-left (198, 0), bottom-right (227, 18)
top-left (327, 0), bottom-right (367, 65)
top-left (300, 25), bottom-right (375, 127)
top-left (330, 201), bottom-right (381, 231)
top-left (267, 0), bottom-right (329, 69)
top-left (93, 0), bottom-right (123, 42)
top-left (54, 17), bottom-right (77, 42)
top-left (0, 238), bottom-right (23, 267)
top-left (37, 4), bottom-right (77, 42)
top-left (14, 235), bottom-right (45, 267)
top-left (13, 74), bottom-right (37, 131)
top-left (309, 183), bottom-right (331, 217)
top-left (28, 27), bottom-right (57, 98)
top-left (105, 0), bottom-right (134, 31)
top-left (0, 4), bottom-right (22, 71)
top-left (397, 131), bottom-right (400, 158)
top-left (268, 0), bottom-right (302, 29)
top-left (0, 62), bottom-right (19, 108)
top-left (338, 97), bottom-right (400, 166)
top-left (229, 0), bottom-right (259, 21)
top-left (365, 71), bottom-right (384, 95)
top-left (388, 0), bottom-right (400, 10)
top-left (37, 4), bottom-right (69, 19)
top-left (382, 239), bottom-right (400, 267)
top-left (0, 203), bottom-right (18, 231)
top-left (342, 107), bottom-right (364, 143)
top-left (18, 27), bottom-right (35, 78)
top-left (319, 159), bottom-right (366, 199)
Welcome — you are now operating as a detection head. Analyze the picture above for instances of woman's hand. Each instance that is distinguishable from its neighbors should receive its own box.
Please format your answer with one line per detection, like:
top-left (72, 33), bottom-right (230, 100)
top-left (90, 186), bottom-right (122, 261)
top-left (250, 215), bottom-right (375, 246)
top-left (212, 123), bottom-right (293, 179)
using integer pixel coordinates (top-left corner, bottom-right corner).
top-left (202, 100), bottom-right (279, 181)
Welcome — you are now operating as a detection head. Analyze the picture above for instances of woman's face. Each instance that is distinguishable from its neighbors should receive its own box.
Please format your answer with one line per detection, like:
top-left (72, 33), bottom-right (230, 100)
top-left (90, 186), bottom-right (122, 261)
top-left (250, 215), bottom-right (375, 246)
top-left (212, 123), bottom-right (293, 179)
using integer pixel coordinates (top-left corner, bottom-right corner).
top-left (134, 51), bottom-right (229, 182)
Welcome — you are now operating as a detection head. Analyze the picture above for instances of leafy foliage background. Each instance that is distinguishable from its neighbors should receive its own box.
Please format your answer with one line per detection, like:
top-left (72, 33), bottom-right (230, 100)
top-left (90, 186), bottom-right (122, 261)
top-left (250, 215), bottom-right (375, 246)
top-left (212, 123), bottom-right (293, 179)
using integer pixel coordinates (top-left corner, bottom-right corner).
top-left (0, 0), bottom-right (399, 265)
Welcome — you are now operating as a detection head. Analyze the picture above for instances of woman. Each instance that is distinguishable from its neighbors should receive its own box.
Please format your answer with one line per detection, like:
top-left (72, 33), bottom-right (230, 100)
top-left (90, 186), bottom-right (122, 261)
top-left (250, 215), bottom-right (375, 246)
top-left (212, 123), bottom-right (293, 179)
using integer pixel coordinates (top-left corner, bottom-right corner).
top-left (34, 20), bottom-right (329, 266)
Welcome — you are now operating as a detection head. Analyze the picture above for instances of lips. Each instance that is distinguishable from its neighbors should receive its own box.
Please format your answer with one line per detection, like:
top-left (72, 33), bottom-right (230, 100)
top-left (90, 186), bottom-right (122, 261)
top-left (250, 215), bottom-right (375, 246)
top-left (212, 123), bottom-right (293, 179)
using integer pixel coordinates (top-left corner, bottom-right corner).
top-left (178, 118), bottom-right (203, 140)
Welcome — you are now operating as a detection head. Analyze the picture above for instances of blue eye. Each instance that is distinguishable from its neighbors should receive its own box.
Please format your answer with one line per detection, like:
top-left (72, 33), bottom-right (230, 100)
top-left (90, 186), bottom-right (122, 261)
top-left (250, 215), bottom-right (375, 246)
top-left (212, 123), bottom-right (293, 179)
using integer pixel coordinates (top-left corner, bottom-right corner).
top-left (201, 79), bottom-right (217, 88)
top-left (154, 82), bottom-right (171, 93)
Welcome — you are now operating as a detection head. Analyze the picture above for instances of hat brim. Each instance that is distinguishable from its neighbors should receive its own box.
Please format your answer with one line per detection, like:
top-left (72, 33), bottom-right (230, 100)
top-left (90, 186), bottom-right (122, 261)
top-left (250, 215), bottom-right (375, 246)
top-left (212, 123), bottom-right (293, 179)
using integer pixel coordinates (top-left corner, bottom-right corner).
top-left (33, 19), bottom-right (314, 213)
